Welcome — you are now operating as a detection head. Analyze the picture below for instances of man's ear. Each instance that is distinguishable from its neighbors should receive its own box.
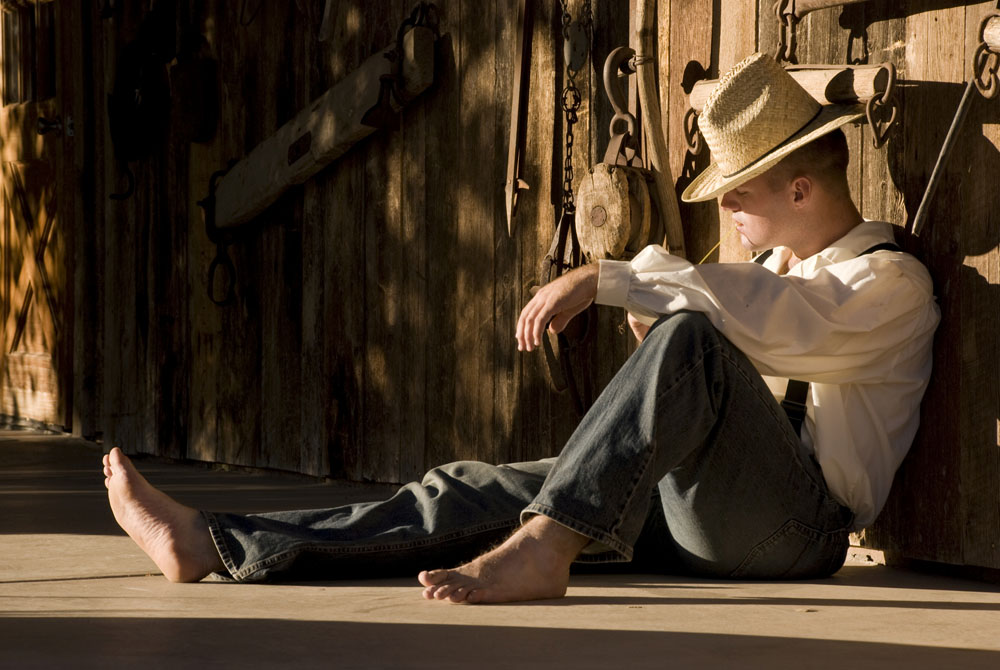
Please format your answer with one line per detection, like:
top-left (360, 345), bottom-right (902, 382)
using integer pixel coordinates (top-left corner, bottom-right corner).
top-left (791, 176), bottom-right (812, 206)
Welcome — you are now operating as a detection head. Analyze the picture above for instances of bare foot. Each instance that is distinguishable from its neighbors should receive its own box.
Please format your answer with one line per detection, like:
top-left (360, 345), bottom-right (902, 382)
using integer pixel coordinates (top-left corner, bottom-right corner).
top-left (103, 447), bottom-right (224, 582)
top-left (417, 515), bottom-right (588, 604)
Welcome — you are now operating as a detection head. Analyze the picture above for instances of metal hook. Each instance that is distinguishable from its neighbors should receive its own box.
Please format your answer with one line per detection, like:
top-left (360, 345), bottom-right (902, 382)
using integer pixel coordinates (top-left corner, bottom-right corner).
top-left (865, 62), bottom-right (898, 148)
top-left (602, 47), bottom-right (640, 166)
top-left (683, 107), bottom-right (704, 156)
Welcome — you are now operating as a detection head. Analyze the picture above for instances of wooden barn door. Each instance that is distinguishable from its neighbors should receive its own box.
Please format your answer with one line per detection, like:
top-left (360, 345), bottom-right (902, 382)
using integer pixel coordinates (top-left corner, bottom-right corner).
top-left (0, 0), bottom-right (74, 429)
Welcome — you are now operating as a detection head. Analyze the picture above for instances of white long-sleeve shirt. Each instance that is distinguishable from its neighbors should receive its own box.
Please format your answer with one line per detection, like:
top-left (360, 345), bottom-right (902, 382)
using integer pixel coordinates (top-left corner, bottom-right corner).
top-left (595, 220), bottom-right (940, 528)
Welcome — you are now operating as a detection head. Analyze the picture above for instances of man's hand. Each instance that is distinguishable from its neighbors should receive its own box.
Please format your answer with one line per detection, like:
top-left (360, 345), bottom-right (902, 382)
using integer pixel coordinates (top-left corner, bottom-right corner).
top-left (627, 313), bottom-right (651, 343)
top-left (516, 264), bottom-right (599, 352)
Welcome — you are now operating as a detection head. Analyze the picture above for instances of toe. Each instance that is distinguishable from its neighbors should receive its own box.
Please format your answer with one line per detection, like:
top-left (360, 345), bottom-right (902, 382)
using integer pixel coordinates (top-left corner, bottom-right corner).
top-left (447, 586), bottom-right (470, 603)
top-left (433, 582), bottom-right (457, 600)
top-left (418, 569), bottom-right (448, 587)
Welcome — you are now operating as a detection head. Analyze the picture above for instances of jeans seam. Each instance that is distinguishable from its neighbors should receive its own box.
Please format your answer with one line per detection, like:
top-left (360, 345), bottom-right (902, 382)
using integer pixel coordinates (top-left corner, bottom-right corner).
top-left (523, 502), bottom-right (633, 561)
top-left (228, 518), bottom-right (520, 582)
top-left (729, 519), bottom-right (851, 579)
top-left (202, 511), bottom-right (239, 579)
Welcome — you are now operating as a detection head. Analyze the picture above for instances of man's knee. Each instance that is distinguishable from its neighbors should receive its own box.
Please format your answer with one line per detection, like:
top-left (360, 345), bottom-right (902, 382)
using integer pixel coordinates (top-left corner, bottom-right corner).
top-left (644, 311), bottom-right (718, 349)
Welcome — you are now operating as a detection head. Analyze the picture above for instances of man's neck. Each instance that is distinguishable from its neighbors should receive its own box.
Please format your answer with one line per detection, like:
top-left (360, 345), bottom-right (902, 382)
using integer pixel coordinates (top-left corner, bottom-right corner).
top-left (787, 196), bottom-right (863, 268)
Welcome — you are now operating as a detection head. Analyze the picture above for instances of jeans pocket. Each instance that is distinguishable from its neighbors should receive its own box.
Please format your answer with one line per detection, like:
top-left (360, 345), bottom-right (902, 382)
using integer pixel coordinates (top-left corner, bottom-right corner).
top-left (729, 520), bottom-right (848, 580)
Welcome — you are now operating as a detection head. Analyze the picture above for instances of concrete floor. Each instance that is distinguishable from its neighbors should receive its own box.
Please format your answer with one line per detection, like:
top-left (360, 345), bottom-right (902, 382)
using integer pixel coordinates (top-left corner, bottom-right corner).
top-left (2, 431), bottom-right (999, 669)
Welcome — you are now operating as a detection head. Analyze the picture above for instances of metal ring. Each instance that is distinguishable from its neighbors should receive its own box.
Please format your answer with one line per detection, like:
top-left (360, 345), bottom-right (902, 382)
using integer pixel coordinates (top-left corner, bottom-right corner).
top-left (562, 86), bottom-right (582, 112)
top-left (973, 41), bottom-right (1000, 99)
top-left (610, 112), bottom-right (637, 141)
top-left (207, 245), bottom-right (237, 306)
top-left (866, 95), bottom-right (898, 149)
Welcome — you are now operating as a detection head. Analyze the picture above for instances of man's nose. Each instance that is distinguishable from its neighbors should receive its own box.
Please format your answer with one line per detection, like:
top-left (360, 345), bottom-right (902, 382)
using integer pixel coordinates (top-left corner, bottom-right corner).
top-left (719, 191), bottom-right (737, 211)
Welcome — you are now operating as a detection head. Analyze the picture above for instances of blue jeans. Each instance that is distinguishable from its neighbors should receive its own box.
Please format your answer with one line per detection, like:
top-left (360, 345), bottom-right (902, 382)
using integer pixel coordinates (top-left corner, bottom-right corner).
top-left (204, 312), bottom-right (853, 582)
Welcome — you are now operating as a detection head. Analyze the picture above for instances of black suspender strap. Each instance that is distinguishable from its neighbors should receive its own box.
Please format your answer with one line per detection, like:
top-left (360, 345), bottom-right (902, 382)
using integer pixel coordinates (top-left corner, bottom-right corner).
top-left (754, 240), bottom-right (903, 436)
top-left (782, 379), bottom-right (810, 436)
top-left (859, 242), bottom-right (902, 255)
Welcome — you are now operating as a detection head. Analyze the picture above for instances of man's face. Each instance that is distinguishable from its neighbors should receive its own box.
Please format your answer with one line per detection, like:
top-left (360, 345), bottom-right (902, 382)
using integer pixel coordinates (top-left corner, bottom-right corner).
top-left (718, 173), bottom-right (795, 252)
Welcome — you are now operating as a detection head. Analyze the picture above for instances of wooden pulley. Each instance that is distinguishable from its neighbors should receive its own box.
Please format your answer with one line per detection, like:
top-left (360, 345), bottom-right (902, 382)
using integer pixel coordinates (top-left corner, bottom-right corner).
top-left (574, 163), bottom-right (658, 263)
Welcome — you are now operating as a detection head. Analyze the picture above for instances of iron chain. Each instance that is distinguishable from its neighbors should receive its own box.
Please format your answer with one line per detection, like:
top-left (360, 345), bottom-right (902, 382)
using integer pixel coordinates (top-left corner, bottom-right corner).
top-left (558, 0), bottom-right (591, 217)
top-left (562, 86), bottom-right (582, 213)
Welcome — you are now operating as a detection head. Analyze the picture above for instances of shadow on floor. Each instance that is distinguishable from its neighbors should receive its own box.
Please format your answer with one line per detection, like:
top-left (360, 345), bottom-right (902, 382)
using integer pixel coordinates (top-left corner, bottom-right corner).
top-left (3, 617), bottom-right (999, 669)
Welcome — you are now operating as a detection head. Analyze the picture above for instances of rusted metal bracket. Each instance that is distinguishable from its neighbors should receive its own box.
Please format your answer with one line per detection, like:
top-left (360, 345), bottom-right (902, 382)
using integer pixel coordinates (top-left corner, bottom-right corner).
top-left (911, 12), bottom-right (1000, 237)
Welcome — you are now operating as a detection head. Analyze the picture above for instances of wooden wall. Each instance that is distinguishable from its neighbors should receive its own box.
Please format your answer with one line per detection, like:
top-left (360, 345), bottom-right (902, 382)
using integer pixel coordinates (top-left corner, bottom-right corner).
top-left (48, 0), bottom-right (1000, 571)
top-left (89, 0), bottom-right (643, 482)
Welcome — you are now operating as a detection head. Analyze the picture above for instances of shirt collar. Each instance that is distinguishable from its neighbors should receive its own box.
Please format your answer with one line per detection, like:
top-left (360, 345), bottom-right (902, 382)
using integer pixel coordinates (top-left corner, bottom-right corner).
top-left (769, 220), bottom-right (896, 276)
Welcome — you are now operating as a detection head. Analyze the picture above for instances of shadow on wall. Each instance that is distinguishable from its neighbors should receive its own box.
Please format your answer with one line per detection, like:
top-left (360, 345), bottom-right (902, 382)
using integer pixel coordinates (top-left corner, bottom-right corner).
top-left (878, 77), bottom-right (1000, 562)
top-left (838, 0), bottom-right (1000, 66)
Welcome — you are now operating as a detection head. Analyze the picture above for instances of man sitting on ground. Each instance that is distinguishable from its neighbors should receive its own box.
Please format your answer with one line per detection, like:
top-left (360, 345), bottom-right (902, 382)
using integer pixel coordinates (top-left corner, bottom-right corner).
top-left (102, 52), bottom-right (939, 604)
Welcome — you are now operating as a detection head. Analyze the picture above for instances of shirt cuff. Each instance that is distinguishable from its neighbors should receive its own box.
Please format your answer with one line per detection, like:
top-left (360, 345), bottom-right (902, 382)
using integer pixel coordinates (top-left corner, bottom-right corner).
top-left (595, 259), bottom-right (632, 307)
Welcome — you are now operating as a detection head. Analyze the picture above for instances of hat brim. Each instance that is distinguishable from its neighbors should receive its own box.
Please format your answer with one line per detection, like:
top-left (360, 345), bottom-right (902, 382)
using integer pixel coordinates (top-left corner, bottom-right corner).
top-left (680, 103), bottom-right (866, 203)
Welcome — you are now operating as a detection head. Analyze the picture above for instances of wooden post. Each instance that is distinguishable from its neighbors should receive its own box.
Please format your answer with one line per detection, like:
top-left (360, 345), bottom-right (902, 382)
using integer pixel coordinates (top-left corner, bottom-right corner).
top-left (688, 64), bottom-right (891, 112)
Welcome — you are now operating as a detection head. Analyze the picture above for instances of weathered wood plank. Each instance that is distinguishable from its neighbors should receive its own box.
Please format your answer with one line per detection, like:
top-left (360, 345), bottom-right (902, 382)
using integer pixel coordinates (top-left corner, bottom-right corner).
top-left (212, 1), bottom-right (262, 468)
top-left (102, 5), bottom-right (151, 454)
top-left (316, 1), bottom-right (368, 481)
top-left (514, 0), bottom-right (561, 464)
top-left (666, 0), bottom-right (715, 265)
top-left (186, 0), bottom-right (226, 465)
top-left (71, 1), bottom-right (102, 440)
top-left (716, 0), bottom-right (757, 264)
top-left (461, 0), bottom-right (502, 465)
top-left (869, 1), bottom-right (967, 565)
top-left (422, 0), bottom-right (462, 470)
top-left (257, 3), bottom-right (305, 472)
top-left (361, 2), bottom-right (404, 482)
top-left (491, 0), bottom-right (522, 472)
top-left (299, 5), bottom-right (331, 478)
top-left (957, 1), bottom-right (1000, 569)
top-left (853, 0), bottom-right (903, 227)
top-left (395, 0), bottom-right (431, 483)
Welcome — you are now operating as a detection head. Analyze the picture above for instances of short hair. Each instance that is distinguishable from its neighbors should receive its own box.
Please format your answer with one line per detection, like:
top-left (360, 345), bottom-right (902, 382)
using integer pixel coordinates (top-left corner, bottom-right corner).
top-left (765, 129), bottom-right (851, 191)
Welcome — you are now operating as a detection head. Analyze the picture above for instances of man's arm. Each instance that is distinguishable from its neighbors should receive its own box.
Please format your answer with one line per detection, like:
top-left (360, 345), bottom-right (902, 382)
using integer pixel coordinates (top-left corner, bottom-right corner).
top-left (516, 264), bottom-right (599, 352)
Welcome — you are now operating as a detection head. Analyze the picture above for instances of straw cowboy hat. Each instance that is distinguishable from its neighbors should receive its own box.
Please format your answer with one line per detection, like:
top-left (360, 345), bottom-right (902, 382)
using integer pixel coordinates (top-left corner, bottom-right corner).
top-left (681, 52), bottom-right (865, 203)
